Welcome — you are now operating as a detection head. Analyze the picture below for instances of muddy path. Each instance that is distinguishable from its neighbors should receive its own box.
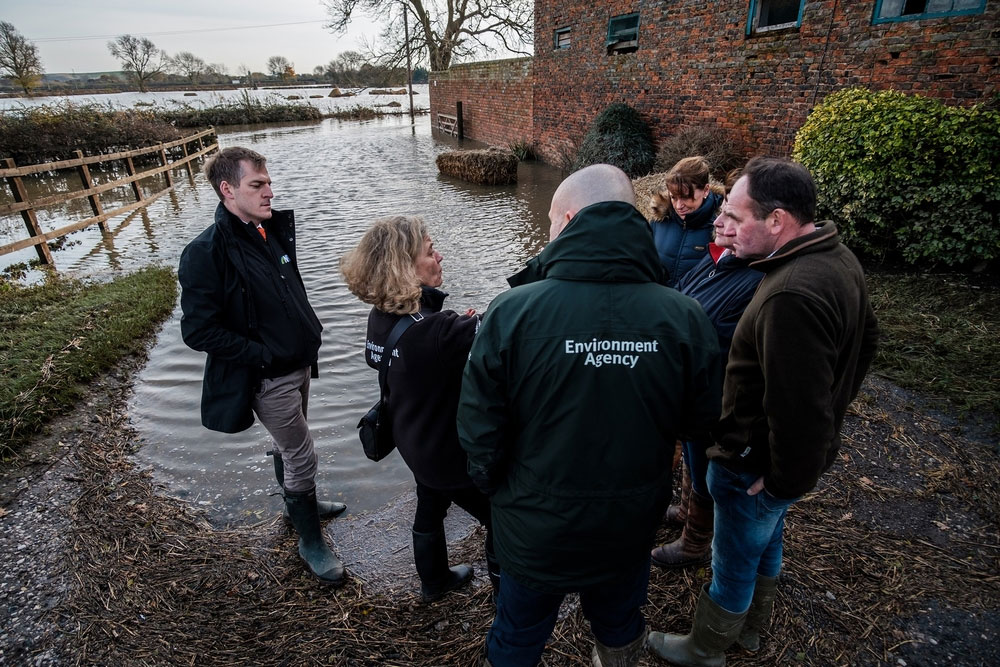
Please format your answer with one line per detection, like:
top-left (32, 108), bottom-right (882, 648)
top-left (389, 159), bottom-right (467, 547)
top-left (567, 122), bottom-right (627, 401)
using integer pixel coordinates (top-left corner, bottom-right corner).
top-left (1, 352), bottom-right (998, 666)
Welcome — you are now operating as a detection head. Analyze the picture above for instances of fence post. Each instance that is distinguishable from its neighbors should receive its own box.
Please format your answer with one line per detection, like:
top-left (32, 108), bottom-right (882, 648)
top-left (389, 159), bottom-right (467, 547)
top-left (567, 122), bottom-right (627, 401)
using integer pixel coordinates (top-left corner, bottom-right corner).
top-left (456, 101), bottom-right (464, 140)
top-left (181, 141), bottom-right (195, 179)
top-left (74, 150), bottom-right (107, 233)
top-left (158, 143), bottom-right (173, 188)
top-left (3, 157), bottom-right (54, 265)
top-left (125, 156), bottom-right (144, 202)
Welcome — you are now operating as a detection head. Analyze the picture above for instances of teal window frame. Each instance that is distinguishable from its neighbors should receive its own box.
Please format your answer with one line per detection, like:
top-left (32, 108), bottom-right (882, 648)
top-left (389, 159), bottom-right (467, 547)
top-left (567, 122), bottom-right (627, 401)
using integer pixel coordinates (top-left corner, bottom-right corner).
top-left (745, 0), bottom-right (805, 36)
top-left (554, 26), bottom-right (571, 50)
top-left (872, 0), bottom-right (986, 23)
top-left (606, 13), bottom-right (640, 53)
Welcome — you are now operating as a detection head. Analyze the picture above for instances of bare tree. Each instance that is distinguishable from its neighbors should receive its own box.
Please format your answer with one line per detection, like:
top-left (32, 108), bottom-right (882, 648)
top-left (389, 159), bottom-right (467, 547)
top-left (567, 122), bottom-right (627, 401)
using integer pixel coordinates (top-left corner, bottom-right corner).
top-left (169, 51), bottom-right (206, 84)
top-left (205, 62), bottom-right (229, 82)
top-left (108, 35), bottom-right (167, 93)
top-left (323, 0), bottom-right (533, 72)
top-left (0, 22), bottom-right (44, 94)
top-left (266, 55), bottom-right (292, 79)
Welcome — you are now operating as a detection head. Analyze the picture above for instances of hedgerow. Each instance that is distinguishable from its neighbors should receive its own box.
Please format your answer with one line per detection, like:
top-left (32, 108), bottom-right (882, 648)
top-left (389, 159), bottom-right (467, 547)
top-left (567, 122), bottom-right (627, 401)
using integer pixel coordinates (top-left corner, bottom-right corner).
top-left (793, 87), bottom-right (1000, 267)
top-left (573, 103), bottom-right (655, 178)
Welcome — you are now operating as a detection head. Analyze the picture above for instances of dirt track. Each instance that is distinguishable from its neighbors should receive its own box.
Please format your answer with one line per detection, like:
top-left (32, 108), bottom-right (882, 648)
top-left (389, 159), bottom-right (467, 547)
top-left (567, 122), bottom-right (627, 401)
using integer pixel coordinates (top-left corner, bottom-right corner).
top-left (1, 353), bottom-right (998, 666)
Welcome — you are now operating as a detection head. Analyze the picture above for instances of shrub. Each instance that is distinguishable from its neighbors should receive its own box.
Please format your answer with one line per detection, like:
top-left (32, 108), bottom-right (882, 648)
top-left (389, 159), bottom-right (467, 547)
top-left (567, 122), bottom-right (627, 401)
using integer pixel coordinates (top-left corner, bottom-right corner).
top-left (0, 102), bottom-right (182, 165)
top-left (573, 103), bottom-right (655, 178)
top-left (507, 139), bottom-right (536, 162)
top-left (158, 91), bottom-right (323, 127)
top-left (793, 88), bottom-right (1000, 267)
top-left (655, 126), bottom-right (747, 178)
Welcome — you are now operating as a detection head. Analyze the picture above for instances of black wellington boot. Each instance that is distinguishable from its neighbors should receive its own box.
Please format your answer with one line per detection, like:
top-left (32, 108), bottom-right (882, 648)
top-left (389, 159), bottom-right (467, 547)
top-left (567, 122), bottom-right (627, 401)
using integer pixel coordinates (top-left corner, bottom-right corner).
top-left (269, 450), bottom-right (346, 523)
top-left (283, 488), bottom-right (346, 586)
top-left (412, 528), bottom-right (473, 603)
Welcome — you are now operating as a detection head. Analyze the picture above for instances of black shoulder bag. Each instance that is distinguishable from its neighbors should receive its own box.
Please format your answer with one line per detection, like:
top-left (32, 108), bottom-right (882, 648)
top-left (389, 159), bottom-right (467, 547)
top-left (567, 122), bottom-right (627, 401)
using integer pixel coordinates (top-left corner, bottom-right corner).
top-left (358, 313), bottom-right (420, 461)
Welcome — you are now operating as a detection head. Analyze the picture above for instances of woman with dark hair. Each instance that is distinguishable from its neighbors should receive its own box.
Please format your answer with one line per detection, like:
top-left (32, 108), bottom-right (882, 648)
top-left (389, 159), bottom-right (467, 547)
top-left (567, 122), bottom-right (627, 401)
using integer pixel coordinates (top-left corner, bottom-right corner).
top-left (341, 216), bottom-right (497, 603)
top-left (652, 169), bottom-right (763, 574)
top-left (649, 156), bottom-right (725, 287)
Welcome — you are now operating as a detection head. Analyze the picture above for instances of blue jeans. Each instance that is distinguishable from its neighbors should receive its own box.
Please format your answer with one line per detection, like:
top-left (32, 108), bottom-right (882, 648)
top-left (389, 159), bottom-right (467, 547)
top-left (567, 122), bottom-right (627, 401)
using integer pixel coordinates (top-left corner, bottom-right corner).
top-left (707, 460), bottom-right (798, 614)
top-left (681, 440), bottom-right (710, 497)
top-left (486, 558), bottom-right (650, 667)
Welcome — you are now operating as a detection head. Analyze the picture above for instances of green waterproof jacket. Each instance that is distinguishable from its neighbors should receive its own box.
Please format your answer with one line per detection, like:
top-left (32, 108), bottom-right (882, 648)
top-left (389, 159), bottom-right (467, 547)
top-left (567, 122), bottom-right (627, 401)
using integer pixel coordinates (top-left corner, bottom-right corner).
top-left (457, 201), bottom-right (722, 593)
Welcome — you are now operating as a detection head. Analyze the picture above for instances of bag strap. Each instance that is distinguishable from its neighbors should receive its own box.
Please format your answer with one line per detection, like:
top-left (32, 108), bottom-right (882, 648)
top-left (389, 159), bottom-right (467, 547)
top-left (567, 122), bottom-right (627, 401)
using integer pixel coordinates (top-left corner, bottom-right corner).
top-left (377, 312), bottom-right (421, 397)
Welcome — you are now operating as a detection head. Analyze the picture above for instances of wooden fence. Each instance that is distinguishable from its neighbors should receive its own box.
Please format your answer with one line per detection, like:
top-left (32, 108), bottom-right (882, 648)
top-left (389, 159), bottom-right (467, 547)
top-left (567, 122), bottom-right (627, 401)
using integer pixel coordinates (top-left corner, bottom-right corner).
top-left (0, 128), bottom-right (218, 265)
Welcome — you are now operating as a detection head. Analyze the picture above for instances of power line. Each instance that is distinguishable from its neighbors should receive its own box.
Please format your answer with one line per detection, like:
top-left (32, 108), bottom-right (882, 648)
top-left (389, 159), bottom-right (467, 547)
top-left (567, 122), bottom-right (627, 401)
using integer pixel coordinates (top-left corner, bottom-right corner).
top-left (31, 19), bottom-right (328, 43)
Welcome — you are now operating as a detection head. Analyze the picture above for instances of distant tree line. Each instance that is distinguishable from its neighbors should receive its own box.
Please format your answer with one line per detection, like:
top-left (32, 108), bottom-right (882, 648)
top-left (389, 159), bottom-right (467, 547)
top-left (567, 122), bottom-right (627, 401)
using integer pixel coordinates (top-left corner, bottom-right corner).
top-left (0, 23), bottom-right (430, 96)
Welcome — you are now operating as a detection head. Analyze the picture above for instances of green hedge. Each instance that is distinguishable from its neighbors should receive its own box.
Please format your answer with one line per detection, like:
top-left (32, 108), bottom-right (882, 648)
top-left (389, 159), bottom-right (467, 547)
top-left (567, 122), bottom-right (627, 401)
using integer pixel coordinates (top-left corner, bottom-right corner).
top-left (0, 103), bottom-right (183, 165)
top-left (793, 88), bottom-right (1000, 267)
top-left (573, 103), bottom-right (655, 178)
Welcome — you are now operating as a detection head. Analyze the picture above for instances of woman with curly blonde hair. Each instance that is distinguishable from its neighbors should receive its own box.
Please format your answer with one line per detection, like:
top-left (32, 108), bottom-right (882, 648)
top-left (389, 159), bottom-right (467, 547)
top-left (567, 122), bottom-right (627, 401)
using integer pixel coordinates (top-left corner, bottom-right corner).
top-left (341, 215), bottom-right (498, 603)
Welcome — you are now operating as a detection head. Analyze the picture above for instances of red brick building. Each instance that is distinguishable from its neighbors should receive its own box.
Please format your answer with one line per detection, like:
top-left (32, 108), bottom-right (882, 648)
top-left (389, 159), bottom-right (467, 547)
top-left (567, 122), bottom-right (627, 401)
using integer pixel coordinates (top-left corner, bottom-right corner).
top-left (430, 0), bottom-right (998, 165)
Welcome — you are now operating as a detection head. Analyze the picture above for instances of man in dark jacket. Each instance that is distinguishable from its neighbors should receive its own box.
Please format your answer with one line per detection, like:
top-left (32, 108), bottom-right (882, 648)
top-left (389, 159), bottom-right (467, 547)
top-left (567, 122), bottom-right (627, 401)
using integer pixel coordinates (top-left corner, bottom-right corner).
top-left (648, 158), bottom-right (879, 664)
top-left (458, 164), bottom-right (722, 667)
top-left (178, 146), bottom-right (346, 585)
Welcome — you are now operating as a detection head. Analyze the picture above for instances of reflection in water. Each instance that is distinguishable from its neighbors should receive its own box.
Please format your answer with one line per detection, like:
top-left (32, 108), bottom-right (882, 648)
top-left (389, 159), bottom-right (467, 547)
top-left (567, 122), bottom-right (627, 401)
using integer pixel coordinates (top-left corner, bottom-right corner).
top-left (17, 115), bottom-right (562, 525)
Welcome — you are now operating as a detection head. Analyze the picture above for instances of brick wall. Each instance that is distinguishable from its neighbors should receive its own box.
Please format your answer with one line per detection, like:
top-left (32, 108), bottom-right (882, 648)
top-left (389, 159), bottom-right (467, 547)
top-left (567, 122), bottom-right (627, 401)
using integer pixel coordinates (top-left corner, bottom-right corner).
top-left (428, 57), bottom-right (534, 148)
top-left (432, 1), bottom-right (998, 167)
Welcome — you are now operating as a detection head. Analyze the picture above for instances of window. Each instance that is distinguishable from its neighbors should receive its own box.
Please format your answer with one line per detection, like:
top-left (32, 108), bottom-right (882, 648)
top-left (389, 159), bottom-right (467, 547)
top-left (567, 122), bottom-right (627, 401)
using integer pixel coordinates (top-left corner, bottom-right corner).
top-left (554, 26), bottom-right (571, 50)
top-left (873, 0), bottom-right (985, 22)
top-left (607, 13), bottom-right (640, 54)
top-left (746, 0), bottom-right (804, 35)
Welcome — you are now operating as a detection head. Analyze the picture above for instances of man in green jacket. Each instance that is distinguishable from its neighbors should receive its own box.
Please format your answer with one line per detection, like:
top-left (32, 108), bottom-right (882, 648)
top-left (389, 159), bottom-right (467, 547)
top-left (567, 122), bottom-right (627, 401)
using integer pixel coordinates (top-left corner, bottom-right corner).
top-left (458, 164), bottom-right (722, 667)
top-left (648, 158), bottom-right (879, 665)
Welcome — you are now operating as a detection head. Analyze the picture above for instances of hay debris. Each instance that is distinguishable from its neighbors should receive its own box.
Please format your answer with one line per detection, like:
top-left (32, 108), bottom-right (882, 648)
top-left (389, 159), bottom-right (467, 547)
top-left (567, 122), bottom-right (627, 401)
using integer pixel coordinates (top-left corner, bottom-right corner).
top-left (436, 148), bottom-right (517, 186)
top-left (4, 364), bottom-right (998, 664)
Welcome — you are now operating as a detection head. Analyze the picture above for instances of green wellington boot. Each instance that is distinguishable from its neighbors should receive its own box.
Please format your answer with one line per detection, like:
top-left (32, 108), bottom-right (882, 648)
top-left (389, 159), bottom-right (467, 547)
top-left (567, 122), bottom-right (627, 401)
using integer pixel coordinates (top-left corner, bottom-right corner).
top-left (269, 450), bottom-right (347, 523)
top-left (412, 528), bottom-right (473, 603)
top-left (647, 585), bottom-right (746, 667)
top-left (283, 488), bottom-right (346, 585)
top-left (738, 575), bottom-right (778, 652)
top-left (591, 629), bottom-right (647, 667)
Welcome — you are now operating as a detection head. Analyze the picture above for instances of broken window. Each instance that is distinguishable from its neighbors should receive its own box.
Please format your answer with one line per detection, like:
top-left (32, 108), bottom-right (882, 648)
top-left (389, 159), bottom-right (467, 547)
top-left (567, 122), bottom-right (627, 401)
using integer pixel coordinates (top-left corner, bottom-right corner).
top-left (747, 0), bottom-right (804, 34)
top-left (607, 13), bottom-right (639, 54)
top-left (874, 0), bottom-right (985, 22)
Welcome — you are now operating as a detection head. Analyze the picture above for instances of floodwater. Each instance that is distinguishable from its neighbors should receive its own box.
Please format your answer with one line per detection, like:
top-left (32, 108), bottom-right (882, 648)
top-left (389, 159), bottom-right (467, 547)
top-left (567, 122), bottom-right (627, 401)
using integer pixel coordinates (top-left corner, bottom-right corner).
top-left (0, 84), bottom-right (431, 115)
top-left (1, 114), bottom-right (563, 525)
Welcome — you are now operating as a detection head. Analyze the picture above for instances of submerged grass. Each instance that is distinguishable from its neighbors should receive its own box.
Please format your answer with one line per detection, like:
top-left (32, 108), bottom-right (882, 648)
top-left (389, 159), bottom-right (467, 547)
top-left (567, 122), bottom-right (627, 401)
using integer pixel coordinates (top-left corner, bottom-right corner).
top-left (0, 267), bottom-right (177, 458)
top-left (867, 271), bottom-right (1000, 431)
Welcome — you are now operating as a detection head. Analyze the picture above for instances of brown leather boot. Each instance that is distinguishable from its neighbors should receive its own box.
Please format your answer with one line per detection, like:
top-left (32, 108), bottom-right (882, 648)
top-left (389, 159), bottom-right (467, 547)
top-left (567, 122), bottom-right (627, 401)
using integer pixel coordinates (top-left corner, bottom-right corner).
top-left (651, 489), bottom-right (713, 569)
top-left (664, 461), bottom-right (692, 526)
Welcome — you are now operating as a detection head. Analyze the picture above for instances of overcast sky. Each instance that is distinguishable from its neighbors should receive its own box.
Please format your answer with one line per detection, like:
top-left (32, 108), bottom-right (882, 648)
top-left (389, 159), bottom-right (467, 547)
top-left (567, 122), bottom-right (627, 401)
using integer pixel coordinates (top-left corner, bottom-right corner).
top-left (3, 0), bottom-right (383, 75)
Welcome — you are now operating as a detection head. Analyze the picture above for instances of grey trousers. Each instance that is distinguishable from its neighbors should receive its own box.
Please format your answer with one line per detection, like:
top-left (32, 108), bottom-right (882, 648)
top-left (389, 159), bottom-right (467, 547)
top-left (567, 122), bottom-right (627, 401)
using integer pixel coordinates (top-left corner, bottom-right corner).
top-left (252, 366), bottom-right (318, 494)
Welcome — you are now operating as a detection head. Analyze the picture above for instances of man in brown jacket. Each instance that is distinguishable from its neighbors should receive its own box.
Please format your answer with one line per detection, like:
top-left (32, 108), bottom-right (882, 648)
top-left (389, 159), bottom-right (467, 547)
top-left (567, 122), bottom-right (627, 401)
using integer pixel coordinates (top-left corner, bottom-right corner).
top-left (648, 157), bottom-right (879, 665)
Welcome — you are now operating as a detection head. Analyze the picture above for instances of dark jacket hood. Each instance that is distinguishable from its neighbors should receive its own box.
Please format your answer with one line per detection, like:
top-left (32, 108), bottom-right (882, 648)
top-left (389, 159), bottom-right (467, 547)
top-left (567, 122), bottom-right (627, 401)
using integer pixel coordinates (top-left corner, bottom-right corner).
top-left (508, 201), bottom-right (663, 287)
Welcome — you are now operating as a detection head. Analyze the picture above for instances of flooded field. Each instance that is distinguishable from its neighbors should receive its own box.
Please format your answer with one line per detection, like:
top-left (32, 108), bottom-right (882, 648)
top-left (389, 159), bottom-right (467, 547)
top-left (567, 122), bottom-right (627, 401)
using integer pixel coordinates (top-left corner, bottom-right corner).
top-left (0, 84), bottom-right (430, 115)
top-left (1, 113), bottom-right (562, 525)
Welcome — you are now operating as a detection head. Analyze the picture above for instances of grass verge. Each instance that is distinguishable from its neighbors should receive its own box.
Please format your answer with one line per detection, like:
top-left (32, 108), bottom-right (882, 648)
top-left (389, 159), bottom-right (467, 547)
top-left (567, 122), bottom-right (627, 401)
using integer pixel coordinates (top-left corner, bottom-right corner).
top-left (867, 271), bottom-right (1000, 431)
top-left (0, 267), bottom-right (177, 458)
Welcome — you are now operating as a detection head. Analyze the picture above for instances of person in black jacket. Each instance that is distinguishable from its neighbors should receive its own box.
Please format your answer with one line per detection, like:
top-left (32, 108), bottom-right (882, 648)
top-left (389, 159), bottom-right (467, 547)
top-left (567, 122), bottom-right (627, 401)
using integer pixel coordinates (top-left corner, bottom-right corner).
top-left (341, 215), bottom-right (498, 603)
top-left (178, 147), bottom-right (346, 586)
top-left (652, 170), bottom-right (764, 570)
